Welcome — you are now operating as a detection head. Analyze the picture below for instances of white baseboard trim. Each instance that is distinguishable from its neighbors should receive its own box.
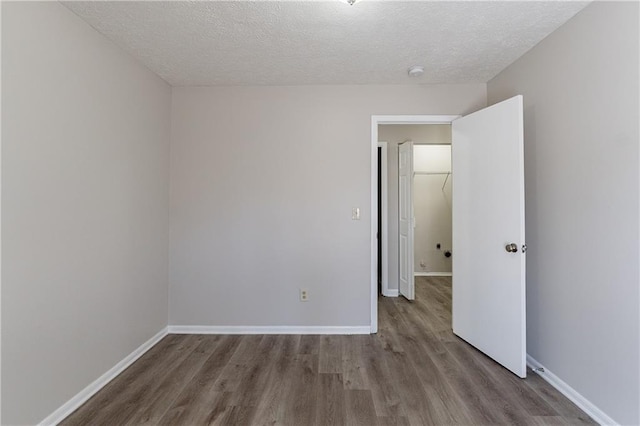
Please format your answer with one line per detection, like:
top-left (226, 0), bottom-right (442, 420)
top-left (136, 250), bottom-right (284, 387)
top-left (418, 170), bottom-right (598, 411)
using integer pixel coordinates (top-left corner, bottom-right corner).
top-left (414, 272), bottom-right (452, 277)
top-left (382, 289), bottom-right (399, 297)
top-left (526, 355), bottom-right (617, 426)
top-left (168, 325), bottom-right (371, 335)
top-left (39, 327), bottom-right (169, 426)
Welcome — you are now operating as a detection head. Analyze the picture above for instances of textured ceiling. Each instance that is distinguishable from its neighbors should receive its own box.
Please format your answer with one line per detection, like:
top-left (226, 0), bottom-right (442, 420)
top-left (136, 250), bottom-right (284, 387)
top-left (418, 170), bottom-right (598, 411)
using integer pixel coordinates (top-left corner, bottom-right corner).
top-left (62, 1), bottom-right (590, 86)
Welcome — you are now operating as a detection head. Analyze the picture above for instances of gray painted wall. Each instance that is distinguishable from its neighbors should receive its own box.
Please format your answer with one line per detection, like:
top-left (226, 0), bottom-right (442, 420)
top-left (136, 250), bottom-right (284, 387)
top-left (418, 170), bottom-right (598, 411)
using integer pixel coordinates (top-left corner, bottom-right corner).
top-left (169, 87), bottom-right (486, 325)
top-left (488, 2), bottom-right (639, 424)
top-left (1, 3), bottom-right (171, 424)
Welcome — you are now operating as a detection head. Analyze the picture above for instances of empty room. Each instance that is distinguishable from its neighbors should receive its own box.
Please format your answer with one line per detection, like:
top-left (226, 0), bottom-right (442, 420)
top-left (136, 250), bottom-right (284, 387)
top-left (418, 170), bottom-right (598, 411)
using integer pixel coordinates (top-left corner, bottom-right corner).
top-left (2, 1), bottom-right (638, 425)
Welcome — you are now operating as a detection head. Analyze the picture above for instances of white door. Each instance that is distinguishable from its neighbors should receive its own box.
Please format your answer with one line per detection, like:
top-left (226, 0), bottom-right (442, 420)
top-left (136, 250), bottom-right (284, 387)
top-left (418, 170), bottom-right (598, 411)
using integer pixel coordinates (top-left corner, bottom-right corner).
top-left (398, 141), bottom-right (414, 300)
top-left (452, 95), bottom-right (526, 378)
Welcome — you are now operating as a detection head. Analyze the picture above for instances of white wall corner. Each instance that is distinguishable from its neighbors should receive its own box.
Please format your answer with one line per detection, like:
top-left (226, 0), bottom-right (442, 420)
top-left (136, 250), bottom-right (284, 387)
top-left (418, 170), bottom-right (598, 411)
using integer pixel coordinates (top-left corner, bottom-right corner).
top-left (526, 355), bottom-right (618, 426)
top-left (38, 327), bottom-right (169, 426)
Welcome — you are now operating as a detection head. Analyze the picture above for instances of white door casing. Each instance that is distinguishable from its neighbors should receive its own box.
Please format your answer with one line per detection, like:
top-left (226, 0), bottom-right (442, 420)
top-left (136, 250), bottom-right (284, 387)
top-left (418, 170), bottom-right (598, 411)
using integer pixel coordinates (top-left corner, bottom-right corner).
top-left (451, 95), bottom-right (526, 378)
top-left (398, 140), bottom-right (415, 300)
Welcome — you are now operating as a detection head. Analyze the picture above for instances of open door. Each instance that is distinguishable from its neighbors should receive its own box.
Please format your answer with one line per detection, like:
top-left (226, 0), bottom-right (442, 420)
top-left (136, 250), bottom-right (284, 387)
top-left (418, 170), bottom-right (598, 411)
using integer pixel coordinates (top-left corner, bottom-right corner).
top-left (452, 95), bottom-right (526, 378)
top-left (398, 141), bottom-right (414, 300)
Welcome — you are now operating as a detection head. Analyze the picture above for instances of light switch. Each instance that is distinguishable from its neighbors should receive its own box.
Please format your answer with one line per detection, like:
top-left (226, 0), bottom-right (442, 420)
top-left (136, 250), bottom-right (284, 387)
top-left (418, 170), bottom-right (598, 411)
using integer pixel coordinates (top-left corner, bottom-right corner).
top-left (352, 207), bottom-right (360, 220)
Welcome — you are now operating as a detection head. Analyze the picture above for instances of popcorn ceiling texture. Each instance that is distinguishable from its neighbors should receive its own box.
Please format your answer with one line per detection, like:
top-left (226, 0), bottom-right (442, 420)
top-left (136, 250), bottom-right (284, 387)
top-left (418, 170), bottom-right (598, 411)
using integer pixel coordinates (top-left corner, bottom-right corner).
top-left (63, 1), bottom-right (589, 86)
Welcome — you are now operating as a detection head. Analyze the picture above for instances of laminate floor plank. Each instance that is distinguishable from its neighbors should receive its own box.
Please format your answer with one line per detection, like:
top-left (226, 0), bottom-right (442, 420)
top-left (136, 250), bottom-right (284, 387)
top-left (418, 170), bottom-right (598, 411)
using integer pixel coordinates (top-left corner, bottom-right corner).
top-left (252, 335), bottom-right (299, 426)
top-left (446, 338), bottom-right (557, 417)
top-left (230, 335), bottom-right (300, 426)
top-left (360, 334), bottom-right (407, 419)
top-left (378, 300), bottom-right (459, 424)
top-left (62, 278), bottom-right (596, 426)
top-left (157, 335), bottom-right (243, 425)
top-left (412, 295), bottom-right (449, 330)
top-left (280, 353), bottom-right (320, 425)
top-left (530, 416), bottom-right (570, 426)
top-left (443, 341), bottom-right (534, 425)
top-left (218, 405), bottom-right (256, 426)
top-left (377, 415), bottom-right (411, 426)
top-left (342, 335), bottom-right (369, 390)
top-left (319, 335), bottom-right (344, 374)
top-left (345, 389), bottom-right (378, 426)
top-left (227, 335), bottom-right (281, 409)
top-left (160, 391), bottom-right (232, 426)
top-left (125, 335), bottom-right (223, 425)
top-left (298, 334), bottom-right (320, 355)
top-left (377, 298), bottom-right (406, 353)
top-left (209, 335), bottom-right (264, 394)
top-left (386, 314), bottom-right (473, 423)
top-left (384, 352), bottom-right (438, 425)
top-left (316, 373), bottom-right (346, 426)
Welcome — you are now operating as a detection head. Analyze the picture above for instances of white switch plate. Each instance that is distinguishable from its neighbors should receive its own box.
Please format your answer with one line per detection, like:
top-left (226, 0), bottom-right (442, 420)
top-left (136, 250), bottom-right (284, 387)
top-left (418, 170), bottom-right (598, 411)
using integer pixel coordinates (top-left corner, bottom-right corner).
top-left (352, 207), bottom-right (360, 220)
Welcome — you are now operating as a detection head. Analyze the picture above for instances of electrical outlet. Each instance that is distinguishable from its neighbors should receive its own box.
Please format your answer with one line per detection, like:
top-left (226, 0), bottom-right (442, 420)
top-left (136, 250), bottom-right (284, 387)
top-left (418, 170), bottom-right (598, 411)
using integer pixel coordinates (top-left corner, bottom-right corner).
top-left (300, 289), bottom-right (309, 302)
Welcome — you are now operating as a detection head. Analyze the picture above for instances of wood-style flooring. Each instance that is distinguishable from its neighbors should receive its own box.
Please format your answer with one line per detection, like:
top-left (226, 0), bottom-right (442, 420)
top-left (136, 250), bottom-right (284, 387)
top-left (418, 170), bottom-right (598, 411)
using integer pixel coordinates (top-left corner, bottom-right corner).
top-left (62, 277), bottom-right (595, 425)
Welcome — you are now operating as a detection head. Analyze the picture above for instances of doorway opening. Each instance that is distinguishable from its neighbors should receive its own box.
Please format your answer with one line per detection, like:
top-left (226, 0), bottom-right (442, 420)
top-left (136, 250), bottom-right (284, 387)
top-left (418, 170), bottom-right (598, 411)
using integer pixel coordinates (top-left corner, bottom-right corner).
top-left (413, 144), bottom-right (453, 280)
top-left (370, 115), bottom-right (459, 333)
top-left (378, 127), bottom-right (452, 300)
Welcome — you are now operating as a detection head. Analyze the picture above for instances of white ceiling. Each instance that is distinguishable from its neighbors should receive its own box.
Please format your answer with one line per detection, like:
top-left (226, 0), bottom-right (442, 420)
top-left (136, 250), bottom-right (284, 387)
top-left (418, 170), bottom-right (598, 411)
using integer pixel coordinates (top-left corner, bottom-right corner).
top-left (63, 1), bottom-right (590, 86)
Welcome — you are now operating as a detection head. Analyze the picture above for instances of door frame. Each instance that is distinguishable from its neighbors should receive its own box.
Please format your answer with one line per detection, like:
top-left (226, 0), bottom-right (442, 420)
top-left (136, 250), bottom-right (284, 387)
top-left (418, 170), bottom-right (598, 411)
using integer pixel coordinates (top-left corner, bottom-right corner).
top-left (377, 142), bottom-right (390, 298)
top-left (370, 115), bottom-right (459, 333)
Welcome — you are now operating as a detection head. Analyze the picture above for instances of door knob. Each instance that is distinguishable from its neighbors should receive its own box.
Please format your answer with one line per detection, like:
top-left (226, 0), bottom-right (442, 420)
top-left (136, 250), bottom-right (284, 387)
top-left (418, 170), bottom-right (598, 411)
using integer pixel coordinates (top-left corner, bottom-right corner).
top-left (505, 243), bottom-right (518, 253)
